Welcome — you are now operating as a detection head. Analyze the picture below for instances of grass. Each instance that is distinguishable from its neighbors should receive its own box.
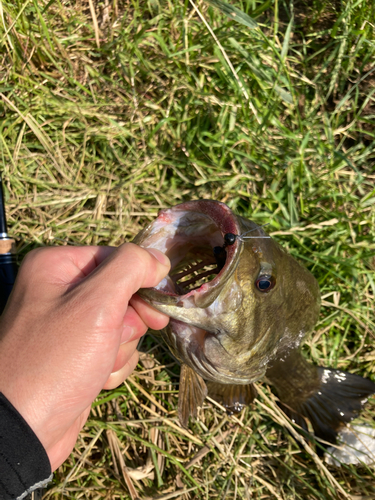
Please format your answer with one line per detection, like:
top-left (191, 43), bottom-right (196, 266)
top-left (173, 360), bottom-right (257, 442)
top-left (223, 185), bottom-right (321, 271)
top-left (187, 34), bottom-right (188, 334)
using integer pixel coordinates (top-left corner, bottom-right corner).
top-left (1, 0), bottom-right (375, 497)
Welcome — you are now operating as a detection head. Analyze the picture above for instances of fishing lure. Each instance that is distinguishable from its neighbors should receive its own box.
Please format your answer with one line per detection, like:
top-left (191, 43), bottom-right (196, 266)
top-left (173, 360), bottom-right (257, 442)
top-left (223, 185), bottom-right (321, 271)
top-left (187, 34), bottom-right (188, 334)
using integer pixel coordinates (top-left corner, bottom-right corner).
top-left (223, 223), bottom-right (271, 247)
top-left (214, 224), bottom-right (271, 273)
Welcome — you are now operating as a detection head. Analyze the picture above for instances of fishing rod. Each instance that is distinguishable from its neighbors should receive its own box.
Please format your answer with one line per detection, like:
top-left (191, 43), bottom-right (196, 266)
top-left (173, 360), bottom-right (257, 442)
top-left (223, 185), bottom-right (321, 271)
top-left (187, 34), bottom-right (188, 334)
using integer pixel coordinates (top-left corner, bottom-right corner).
top-left (0, 176), bottom-right (18, 315)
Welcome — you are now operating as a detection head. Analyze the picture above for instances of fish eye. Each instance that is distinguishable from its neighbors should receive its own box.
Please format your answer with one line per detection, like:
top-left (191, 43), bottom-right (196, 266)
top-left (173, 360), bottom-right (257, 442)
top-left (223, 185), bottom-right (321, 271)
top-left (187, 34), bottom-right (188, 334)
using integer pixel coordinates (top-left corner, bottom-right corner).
top-left (255, 275), bottom-right (275, 293)
top-left (224, 233), bottom-right (237, 246)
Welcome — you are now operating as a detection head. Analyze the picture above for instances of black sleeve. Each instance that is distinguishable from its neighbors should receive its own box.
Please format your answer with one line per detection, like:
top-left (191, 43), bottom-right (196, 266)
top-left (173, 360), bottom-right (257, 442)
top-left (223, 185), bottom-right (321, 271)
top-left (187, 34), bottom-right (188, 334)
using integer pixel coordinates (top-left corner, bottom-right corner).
top-left (0, 393), bottom-right (52, 500)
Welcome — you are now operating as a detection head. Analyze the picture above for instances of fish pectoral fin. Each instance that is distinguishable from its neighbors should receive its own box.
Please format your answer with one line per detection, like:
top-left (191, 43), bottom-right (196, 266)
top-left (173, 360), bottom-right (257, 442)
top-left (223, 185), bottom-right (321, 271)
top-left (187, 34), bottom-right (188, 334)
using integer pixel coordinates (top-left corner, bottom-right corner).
top-left (178, 364), bottom-right (208, 427)
top-left (206, 381), bottom-right (256, 414)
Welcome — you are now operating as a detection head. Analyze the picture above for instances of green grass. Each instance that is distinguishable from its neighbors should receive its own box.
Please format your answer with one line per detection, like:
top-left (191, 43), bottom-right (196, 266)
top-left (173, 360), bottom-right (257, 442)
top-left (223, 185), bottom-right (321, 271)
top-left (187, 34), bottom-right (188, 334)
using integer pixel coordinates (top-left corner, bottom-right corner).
top-left (1, 0), bottom-right (375, 498)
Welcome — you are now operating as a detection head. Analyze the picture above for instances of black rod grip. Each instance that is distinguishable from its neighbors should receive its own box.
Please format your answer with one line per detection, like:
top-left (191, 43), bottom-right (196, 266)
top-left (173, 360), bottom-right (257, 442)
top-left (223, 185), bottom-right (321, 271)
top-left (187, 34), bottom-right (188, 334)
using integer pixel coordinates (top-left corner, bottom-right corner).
top-left (0, 178), bottom-right (7, 235)
top-left (0, 176), bottom-right (18, 314)
top-left (0, 254), bottom-right (18, 314)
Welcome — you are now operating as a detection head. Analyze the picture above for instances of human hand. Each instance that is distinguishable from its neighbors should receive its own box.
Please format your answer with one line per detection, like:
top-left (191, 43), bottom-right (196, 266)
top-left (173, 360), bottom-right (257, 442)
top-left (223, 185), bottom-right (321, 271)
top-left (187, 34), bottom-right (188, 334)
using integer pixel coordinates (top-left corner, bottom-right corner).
top-left (0, 243), bottom-right (170, 471)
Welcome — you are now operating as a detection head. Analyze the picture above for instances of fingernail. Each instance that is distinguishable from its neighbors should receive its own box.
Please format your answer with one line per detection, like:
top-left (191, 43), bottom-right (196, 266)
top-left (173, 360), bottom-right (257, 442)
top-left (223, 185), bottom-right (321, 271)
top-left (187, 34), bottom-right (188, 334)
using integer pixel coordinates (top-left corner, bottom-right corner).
top-left (121, 325), bottom-right (135, 344)
top-left (146, 248), bottom-right (170, 268)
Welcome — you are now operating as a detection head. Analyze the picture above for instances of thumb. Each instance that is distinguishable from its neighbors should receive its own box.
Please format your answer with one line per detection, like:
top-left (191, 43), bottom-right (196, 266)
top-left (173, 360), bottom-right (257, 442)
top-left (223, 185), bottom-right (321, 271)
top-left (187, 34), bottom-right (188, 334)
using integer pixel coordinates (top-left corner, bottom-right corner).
top-left (67, 243), bottom-right (170, 326)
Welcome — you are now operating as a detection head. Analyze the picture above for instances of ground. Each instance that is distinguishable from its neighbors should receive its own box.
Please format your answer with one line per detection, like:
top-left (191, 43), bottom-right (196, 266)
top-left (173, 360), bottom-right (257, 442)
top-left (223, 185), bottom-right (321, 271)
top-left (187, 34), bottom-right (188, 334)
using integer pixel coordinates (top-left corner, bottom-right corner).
top-left (0, 0), bottom-right (375, 498)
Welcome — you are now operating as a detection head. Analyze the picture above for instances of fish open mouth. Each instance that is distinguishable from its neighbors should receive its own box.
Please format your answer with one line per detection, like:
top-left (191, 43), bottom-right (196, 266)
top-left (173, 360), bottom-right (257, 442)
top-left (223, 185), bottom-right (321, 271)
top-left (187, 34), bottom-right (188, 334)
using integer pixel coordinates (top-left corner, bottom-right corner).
top-left (170, 250), bottom-right (220, 293)
top-left (135, 200), bottom-right (242, 301)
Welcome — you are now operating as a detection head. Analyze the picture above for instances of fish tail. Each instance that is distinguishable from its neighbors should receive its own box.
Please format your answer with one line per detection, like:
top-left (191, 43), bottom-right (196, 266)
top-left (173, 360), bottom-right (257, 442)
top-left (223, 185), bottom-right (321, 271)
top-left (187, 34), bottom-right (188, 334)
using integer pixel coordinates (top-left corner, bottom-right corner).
top-left (266, 350), bottom-right (375, 444)
top-left (280, 368), bottom-right (375, 444)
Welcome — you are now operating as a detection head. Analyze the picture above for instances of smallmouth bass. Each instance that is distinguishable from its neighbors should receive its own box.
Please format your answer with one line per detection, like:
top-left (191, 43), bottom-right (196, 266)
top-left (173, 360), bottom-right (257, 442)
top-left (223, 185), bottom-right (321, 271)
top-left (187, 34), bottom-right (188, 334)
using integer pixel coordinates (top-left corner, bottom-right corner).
top-left (134, 200), bottom-right (375, 444)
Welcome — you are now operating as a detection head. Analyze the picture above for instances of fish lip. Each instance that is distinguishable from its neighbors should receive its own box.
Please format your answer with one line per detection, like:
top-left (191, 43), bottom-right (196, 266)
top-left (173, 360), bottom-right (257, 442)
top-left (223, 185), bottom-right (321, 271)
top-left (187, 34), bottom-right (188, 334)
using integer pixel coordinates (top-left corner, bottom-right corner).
top-left (136, 200), bottom-right (242, 307)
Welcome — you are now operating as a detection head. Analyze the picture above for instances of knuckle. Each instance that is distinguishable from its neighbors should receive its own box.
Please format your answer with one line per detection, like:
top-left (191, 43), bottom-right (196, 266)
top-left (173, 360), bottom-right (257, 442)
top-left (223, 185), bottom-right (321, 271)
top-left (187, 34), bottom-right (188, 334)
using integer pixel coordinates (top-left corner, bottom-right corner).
top-left (19, 247), bottom-right (65, 279)
top-left (21, 247), bottom-right (47, 269)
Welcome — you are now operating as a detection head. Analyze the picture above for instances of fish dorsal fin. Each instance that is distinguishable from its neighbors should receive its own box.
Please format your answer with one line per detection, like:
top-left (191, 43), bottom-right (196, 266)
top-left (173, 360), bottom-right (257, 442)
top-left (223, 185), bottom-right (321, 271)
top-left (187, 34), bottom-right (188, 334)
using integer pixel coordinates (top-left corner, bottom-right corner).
top-left (206, 381), bottom-right (257, 414)
top-left (178, 364), bottom-right (208, 427)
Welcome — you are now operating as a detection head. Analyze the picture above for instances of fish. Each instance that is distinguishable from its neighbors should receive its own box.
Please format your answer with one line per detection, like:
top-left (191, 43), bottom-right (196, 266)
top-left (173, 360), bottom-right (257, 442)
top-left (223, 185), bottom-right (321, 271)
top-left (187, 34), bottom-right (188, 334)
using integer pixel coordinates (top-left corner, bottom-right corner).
top-left (133, 200), bottom-right (375, 445)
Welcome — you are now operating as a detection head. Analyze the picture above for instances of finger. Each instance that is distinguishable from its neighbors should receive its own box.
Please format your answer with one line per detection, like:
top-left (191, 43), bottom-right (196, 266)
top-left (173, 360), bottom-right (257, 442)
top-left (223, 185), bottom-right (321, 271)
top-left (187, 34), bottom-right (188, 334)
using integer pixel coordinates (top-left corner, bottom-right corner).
top-left (13, 246), bottom-right (117, 299)
top-left (83, 244), bottom-right (170, 295)
top-left (130, 295), bottom-right (170, 331)
top-left (121, 305), bottom-right (149, 344)
top-left (69, 244), bottom-right (170, 328)
top-left (103, 350), bottom-right (139, 390)
top-left (111, 339), bottom-right (139, 373)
